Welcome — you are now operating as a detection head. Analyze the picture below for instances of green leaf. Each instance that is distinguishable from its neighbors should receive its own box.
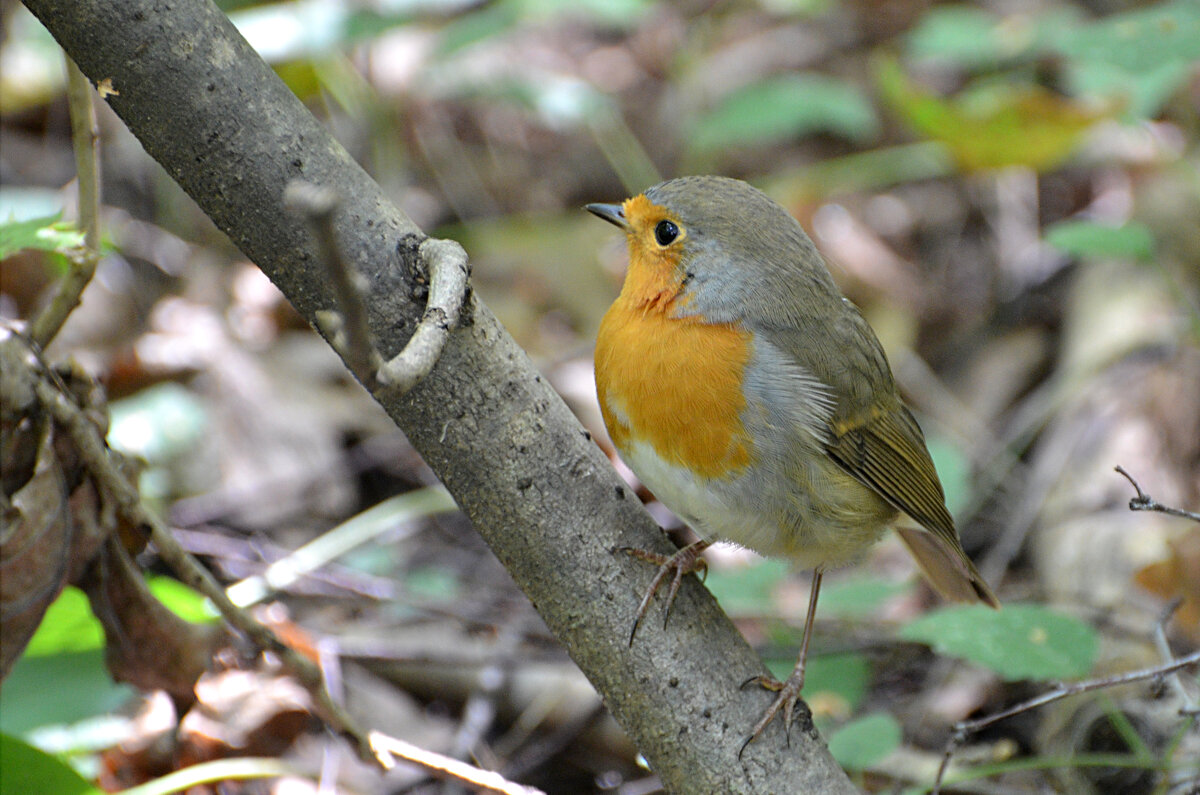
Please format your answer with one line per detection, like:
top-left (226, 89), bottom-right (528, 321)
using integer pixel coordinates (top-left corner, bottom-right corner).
top-left (25, 579), bottom-right (215, 660)
top-left (405, 566), bottom-right (462, 602)
top-left (762, 651), bottom-right (872, 713)
top-left (1053, 1), bottom-right (1200, 80)
top-left (690, 74), bottom-right (879, 153)
top-left (900, 603), bottom-right (1098, 680)
top-left (1045, 220), bottom-right (1155, 261)
top-left (705, 559), bottom-right (790, 616)
top-left (0, 651), bottom-right (132, 735)
top-left (148, 577), bottom-right (219, 623)
top-left (925, 436), bottom-right (971, 515)
top-left (23, 588), bottom-right (105, 657)
top-left (817, 576), bottom-right (912, 620)
top-left (0, 733), bottom-right (100, 795)
top-left (1052, 1), bottom-right (1200, 118)
top-left (875, 55), bottom-right (1104, 172)
top-left (106, 382), bottom-right (209, 463)
top-left (906, 6), bottom-right (1009, 67)
top-left (0, 212), bottom-right (84, 260)
top-left (805, 652), bottom-right (871, 711)
top-left (435, 3), bottom-right (521, 56)
top-left (827, 712), bottom-right (902, 771)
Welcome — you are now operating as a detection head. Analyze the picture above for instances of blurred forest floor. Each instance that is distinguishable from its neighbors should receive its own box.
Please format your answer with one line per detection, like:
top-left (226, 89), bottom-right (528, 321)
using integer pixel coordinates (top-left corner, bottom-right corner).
top-left (2, 0), bottom-right (1199, 793)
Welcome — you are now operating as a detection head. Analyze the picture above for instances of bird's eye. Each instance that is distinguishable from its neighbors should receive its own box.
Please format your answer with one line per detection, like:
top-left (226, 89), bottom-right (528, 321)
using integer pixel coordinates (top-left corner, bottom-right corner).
top-left (654, 220), bottom-right (679, 246)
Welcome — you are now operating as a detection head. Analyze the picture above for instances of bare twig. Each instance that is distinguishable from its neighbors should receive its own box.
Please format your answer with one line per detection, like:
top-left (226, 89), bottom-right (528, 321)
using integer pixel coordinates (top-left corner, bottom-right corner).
top-left (31, 374), bottom-right (382, 767)
top-left (284, 181), bottom-right (381, 387)
top-left (377, 237), bottom-right (470, 396)
top-left (370, 731), bottom-right (546, 795)
top-left (285, 181), bottom-right (470, 397)
top-left (932, 651), bottom-right (1200, 794)
top-left (29, 57), bottom-right (100, 349)
top-left (1115, 466), bottom-right (1200, 522)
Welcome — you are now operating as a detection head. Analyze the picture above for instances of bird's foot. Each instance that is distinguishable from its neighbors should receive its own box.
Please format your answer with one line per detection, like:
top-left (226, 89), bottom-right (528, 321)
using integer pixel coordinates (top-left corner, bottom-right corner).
top-left (738, 667), bottom-right (808, 758)
top-left (614, 540), bottom-right (708, 645)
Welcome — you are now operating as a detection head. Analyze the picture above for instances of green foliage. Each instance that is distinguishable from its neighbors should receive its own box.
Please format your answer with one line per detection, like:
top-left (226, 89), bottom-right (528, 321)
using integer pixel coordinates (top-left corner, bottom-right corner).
top-left (405, 565), bottom-right (462, 602)
top-left (760, 651), bottom-right (872, 712)
top-left (437, 0), bottom-right (647, 54)
top-left (906, 0), bottom-right (1200, 120)
top-left (906, 6), bottom-right (1016, 68)
top-left (0, 733), bottom-right (100, 795)
top-left (0, 212), bottom-right (83, 270)
top-left (705, 558), bottom-right (790, 616)
top-left (803, 652), bottom-right (871, 710)
top-left (24, 580), bottom-right (216, 660)
top-left (924, 436), bottom-right (971, 515)
top-left (817, 576), bottom-right (912, 620)
top-left (689, 74), bottom-right (879, 154)
top-left (1055, 0), bottom-right (1200, 118)
top-left (876, 55), bottom-right (1102, 172)
top-left (149, 577), bottom-right (220, 624)
top-left (901, 603), bottom-right (1098, 681)
top-left (827, 712), bottom-right (902, 771)
top-left (22, 587), bottom-right (105, 658)
top-left (0, 651), bottom-right (132, 736)
top-left (1045, 220), bottom-right (1156, 262)
top-left (107, 383), bottom-right (209, 463)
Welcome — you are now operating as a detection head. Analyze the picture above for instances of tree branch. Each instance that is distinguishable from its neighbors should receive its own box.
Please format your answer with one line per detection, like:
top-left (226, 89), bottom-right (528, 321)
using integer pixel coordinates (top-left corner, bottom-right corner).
top-left (21, 0), bottom-right (856, 790)
top-left (28, 56), bottom-right (99, 350)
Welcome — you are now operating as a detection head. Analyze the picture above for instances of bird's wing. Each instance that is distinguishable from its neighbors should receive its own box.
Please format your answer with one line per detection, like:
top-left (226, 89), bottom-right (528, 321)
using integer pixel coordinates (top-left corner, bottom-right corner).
top-left (761, 308), bottom-right (999, 606)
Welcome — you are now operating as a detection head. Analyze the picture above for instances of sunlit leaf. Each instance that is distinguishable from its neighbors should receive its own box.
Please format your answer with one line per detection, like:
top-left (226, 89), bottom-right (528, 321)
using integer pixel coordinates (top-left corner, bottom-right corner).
top-left (148, 577), bottom-right (219, 624)
top-left (875, 55), bottom-right (1106, 172)
top-left (828, 712), bottom-right (902, 771)
top-left (690, 74), bottom-right (879, 153)
top-left (1045, 220), bottom-right (1155, 262)
top-left (900, 603), bottom-right (1098, 680)
top-left (0, 213), bottom-right (83, 260)
top-left (0, 733), bottom-right (100, 795)
top-left (23, 588), bottom-right (104, 657)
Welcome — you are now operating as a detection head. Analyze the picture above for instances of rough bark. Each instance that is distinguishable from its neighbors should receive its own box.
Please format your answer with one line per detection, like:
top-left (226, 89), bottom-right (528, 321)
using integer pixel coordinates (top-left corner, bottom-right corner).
top-left (20, 0), bottom-right (857, 791)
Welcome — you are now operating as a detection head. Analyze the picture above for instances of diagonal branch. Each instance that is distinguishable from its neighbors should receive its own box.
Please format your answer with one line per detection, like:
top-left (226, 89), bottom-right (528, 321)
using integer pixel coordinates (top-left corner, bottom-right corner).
top-left (22, 0), bottom-right (858, 790)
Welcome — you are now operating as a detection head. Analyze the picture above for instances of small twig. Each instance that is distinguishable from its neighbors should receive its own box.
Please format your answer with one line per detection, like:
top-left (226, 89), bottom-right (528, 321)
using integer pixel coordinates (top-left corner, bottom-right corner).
top-left (284, 181), bottom-right (380, 387)
top-left (932, 651), bottom-right (1200, 794)
top-left (29, 56), bottom-right (100, 349)
top-left (32, 375), bottom-right (382, 767)
top-left (1114, 466), bottom-right (1200, 522)
top-left (377, 237), bottom-right (470, 396)
top-left (370, 731), bottom-right (546, 795)
top-left (1154, 600), bottom-right (1198, 717)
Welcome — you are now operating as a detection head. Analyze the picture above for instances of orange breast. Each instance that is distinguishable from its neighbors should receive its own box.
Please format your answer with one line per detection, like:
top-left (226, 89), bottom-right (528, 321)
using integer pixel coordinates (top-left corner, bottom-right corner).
top-left (595, 300), bottom-right (754, 480)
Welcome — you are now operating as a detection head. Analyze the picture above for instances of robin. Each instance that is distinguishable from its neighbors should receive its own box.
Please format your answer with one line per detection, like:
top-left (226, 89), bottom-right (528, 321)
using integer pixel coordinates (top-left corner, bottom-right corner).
top-left (587, 175), bottom-right (999, 751)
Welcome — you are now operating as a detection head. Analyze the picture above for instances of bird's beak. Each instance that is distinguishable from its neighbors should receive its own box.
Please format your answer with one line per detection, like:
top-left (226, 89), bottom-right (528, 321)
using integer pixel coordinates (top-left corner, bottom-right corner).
top-left (585, 203), bottom-right (629, 230)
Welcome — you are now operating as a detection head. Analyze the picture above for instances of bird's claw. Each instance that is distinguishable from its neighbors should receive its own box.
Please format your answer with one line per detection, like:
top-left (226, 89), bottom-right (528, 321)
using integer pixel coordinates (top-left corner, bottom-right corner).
top-left (615, 541), bottom-right (708, 645)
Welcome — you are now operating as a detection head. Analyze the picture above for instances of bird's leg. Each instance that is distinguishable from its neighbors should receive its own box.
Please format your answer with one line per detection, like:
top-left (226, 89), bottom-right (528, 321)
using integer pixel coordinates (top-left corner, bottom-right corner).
top-left (739, 566), bottom-right (824, 756)
top-left (615, 540), bottom-right (709, 645)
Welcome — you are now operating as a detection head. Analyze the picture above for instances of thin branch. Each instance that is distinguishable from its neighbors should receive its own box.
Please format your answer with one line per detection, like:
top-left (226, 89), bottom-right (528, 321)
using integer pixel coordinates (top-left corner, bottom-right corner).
top-left (31, 374), bottom-right (382, 767)
top-left (932, 651), bottom-right (1200, 794)
top-left (377, 237), bottom-right (470, 396)
top-left (1115, 466), bottom-right (1200, 522)
top-left (29, 56), bottom-right (100, 349)
top-left (369, 731), bottom-right (546, 795)
top-left (284, 181), bottom-right (381, 387)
